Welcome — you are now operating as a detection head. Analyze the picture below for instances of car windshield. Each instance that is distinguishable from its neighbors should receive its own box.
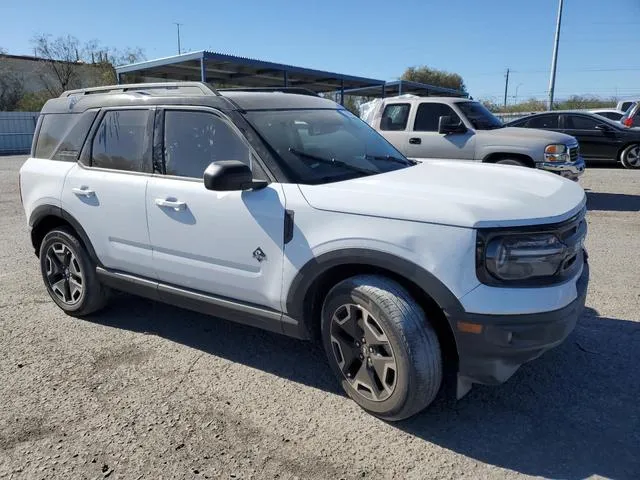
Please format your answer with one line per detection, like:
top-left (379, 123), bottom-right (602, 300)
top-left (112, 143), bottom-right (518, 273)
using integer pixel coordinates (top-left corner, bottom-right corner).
top-left (456, 101), bottom-right (504, 130)
top-left (244, 109), bottom-right (414, 184)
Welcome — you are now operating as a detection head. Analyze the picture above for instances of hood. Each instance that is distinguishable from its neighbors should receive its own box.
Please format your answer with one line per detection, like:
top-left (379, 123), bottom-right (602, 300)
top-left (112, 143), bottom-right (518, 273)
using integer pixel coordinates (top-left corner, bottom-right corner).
top-left (298, 160), bottom-right (586, 229)
top-left (476, 127), bottom-right (577, 146)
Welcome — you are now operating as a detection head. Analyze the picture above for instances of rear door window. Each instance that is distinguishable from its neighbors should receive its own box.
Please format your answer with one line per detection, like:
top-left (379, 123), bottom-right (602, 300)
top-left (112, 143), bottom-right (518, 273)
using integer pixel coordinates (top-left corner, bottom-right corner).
top-left (163, 110), bottom-right (250, 178)
top-left (413, 103), bottom-right (461, 132)
top-left (526, 114), bottom-right (559, 129)
top-left (91, 110), bottom-right (152, 172)
top-left (380, 104), bottom-right (410, 131)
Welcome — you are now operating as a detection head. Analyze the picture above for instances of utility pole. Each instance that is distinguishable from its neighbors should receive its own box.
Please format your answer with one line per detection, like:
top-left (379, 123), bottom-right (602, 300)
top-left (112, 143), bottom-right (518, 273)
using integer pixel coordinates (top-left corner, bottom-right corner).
top-left (503, 68), bottom-right (510, 108)
top-left (173, 22), bottom-right (183, 55)
top-left (547, 0), bottom-right (564, 110)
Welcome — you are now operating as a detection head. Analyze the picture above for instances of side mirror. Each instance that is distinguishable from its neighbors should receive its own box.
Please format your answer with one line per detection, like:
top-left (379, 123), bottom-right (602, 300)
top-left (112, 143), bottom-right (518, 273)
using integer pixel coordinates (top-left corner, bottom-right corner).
top-left (438, 116), bottom-right (468, 135)
top-left (595, 123), bottom-right (612, 132)
top-left (203, 160), bottom-right (268, 191)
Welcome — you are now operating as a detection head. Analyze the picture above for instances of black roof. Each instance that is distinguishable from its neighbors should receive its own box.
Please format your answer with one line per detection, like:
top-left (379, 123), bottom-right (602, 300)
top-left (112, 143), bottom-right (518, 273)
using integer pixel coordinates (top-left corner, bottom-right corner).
top-left (220, 90), bottom-right (338, 110)
top-left (40, 82), bottom-right (341, 114)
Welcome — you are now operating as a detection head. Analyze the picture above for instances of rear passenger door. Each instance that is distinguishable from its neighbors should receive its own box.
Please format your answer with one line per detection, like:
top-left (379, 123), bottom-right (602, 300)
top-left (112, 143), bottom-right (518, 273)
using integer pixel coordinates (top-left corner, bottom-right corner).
top-left (146, 107), bottom-right (285, 310)
top-left (405, 102), bottom-right (475, 160)
top-left (61, 108), bottom-right (157, 278)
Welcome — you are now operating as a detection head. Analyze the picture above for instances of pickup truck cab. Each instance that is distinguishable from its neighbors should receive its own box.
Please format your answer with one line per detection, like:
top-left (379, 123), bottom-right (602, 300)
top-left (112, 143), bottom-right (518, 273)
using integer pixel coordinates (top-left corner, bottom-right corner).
top-left (363, 96), bottom-right (585, 180)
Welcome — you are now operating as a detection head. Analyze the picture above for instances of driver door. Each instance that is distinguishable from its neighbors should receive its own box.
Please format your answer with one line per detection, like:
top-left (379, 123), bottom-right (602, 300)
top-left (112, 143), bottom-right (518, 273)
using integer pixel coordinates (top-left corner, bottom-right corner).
top-left (146, 107), bottom-right (286, 311)
top-left (405, 102), bottom-right (475, 160)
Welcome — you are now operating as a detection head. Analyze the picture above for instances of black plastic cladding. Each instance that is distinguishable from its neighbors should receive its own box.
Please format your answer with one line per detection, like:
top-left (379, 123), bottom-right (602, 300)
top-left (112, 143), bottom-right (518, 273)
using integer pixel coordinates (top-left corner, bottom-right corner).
top-left (475, 207), bottom-right (587, 287)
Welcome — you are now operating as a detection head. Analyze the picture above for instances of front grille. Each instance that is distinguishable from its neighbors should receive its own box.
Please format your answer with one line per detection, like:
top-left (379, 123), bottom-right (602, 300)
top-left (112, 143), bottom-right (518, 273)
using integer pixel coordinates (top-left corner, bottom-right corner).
top-left (569, 145), bottom-right (579, 162)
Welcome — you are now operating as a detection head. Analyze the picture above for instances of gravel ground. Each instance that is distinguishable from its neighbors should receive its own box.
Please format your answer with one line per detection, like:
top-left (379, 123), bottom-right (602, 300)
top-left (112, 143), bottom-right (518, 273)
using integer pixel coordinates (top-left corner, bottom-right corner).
top-left (1, 155), bottom-right (638, 480)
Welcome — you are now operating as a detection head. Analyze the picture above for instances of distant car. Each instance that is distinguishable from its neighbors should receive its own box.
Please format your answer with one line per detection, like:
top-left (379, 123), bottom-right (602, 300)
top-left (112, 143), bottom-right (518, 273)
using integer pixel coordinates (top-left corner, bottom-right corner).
top-left (590, 109), bottom-right (624, 122)
top-left (506, 111), bottom-right (640, 169)
top-left (620, 101), bottom-right (640, 128)
top-left (616, 99), bottom-right (640, 113)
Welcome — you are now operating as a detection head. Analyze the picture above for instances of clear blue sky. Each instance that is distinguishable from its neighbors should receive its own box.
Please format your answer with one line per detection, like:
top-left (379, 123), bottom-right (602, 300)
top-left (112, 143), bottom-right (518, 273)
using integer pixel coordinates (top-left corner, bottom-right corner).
top-left (1, 0), bottom-right (639, 103)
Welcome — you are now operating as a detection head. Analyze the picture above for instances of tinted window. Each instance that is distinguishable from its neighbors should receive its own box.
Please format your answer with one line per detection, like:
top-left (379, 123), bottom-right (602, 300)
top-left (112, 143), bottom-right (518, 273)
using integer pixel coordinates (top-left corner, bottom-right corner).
top-left (526, 114), bottom-right (559, 129)
top-left (35, 112), bottom-right (97, 161)
top-left (414, 103), bottom-right (461, 132)
top-left (380, 104), bottom-right (410, 131)
top-left (91, 110), bottom-right (151, 172)
top-left (164, 110), bottom-right (250, 178)
top-left (564, 115), bottom-right (600, 130)
top-left (596, 112), bottom-right (623, 121)
top-left (455, 101), bottom-right (503, 130)
top-left (621, 102), bottom-right (633, 112)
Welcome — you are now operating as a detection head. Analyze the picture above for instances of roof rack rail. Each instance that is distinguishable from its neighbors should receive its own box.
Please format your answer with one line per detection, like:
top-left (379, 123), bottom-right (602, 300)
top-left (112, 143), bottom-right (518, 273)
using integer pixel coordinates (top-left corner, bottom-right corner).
top-left (60, 82), bottom-right (220, 97)
top-left (217, 87), bottom-right (320, 97)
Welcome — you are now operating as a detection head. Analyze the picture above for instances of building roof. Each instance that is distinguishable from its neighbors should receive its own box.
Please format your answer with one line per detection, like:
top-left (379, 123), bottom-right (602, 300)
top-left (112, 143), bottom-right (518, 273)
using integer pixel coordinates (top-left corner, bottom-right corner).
top-left (115, 50), bottom-right (385, 93)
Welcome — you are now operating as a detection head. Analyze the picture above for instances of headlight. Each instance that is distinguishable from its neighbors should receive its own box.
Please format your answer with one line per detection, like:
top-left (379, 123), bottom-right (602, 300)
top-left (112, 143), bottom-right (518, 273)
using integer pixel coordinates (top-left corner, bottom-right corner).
top-left (476, 213), bottom-right (587, 286)
top-left (485, 233), bottom-right (566, 281)
top-left (544, 144), bottom-right (570, 162)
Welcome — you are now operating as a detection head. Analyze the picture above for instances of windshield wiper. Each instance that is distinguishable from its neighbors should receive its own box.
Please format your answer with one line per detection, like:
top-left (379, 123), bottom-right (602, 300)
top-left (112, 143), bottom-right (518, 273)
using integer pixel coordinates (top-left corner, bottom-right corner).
top-left (365, 154), bottom-right (416, 165)
top-left (288, 148), bottom-right (378, 175)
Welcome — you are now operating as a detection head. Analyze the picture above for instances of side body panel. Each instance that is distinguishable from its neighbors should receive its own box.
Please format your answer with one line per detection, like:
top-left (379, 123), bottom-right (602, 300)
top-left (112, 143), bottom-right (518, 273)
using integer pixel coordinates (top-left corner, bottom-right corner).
top-left (60, 165), bottom-right (155, 277)
top-left (20, 158), bottom-right (75, 222)
top-left (146, 178), bottom-right (286, 310)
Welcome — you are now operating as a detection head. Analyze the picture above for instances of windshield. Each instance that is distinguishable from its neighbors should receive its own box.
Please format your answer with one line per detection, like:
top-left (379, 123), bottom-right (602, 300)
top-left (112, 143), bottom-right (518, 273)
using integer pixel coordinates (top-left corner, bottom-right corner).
top-left (244, 109), bottom-right (413, 185)
top-left (456, 101), bottom-right (504, 130)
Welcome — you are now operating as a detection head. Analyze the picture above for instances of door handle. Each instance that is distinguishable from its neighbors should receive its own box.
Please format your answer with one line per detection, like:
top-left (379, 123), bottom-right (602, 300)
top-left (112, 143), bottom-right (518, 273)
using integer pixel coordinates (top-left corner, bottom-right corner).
top-left (72, 187), bottom-right (95, 197)
top-left (409, 137), bottom-right (421, 145)
top-left (155, 198), bottom-right (187, 211)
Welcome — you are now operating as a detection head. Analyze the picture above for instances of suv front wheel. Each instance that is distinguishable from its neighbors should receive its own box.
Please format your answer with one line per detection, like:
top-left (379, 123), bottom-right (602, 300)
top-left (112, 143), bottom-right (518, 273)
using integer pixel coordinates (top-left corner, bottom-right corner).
top-left (321, 275), bottom-right (442, 421)
top-left (39, 227), bottom-right (110, 316)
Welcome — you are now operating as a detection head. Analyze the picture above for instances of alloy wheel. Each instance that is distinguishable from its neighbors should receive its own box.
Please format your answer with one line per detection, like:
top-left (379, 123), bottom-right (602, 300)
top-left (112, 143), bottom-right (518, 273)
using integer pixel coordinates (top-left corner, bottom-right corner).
top-left (45, 242), bottom-right (84, 305)
top-left (625, 145), bottom-right (640, 167)
top-left (329, 304), bottom-right (398, 402)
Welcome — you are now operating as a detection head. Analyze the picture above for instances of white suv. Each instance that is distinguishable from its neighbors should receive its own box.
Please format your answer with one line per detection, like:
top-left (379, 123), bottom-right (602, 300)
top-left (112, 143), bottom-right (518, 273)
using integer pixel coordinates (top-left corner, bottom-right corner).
top-left (20, 83), bottom-right (589, 420)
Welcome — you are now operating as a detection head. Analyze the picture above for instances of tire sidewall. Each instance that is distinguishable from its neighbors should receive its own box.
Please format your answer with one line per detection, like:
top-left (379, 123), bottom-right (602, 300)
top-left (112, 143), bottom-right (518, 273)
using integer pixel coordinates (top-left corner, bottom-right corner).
top-left (39, 229), bottom-right (92, 313)
top-left (321, 281), bottom-right (415, 417)
top-left (621, 144), bottom-right (640, 169)
top-left (495, 159), bottom-right (526, 167)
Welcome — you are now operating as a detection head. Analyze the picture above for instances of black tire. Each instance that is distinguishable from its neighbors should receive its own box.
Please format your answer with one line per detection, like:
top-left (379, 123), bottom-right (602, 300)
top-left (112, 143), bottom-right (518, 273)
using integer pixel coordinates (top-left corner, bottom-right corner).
top-left (620, 144), bottom-right (640, 169)
top-left (39, 227), bottom-right (110, 316)
top-left (321, 275), bottom-right (442, 421)
top-left (495, 158), bottom-right (527, 167)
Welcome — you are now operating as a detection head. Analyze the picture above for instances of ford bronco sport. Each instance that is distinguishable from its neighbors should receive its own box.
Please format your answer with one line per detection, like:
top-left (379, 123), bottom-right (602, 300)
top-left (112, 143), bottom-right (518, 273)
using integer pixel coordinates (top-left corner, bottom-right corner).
top-left (20, 82), bottom-right (589, 420)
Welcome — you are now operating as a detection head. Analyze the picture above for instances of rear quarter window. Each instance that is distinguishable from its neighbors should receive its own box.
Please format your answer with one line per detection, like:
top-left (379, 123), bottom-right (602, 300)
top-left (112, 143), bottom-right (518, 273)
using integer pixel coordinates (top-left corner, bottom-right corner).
top-left (34, 112), bottom-right (98, 161)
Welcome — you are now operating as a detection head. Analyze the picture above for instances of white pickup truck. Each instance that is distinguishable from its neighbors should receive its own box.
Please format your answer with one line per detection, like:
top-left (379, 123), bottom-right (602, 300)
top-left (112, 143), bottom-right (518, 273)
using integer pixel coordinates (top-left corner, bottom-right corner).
top-left (361, 95), bottom-right (585, 180)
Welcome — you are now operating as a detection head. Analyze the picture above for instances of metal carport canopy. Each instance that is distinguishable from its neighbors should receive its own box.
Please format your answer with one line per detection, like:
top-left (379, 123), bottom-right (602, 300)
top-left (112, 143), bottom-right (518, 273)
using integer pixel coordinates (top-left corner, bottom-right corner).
top-left (115, 50), bottom-right (385, 95)
top-left (344, 80), bottom-right (468, 98)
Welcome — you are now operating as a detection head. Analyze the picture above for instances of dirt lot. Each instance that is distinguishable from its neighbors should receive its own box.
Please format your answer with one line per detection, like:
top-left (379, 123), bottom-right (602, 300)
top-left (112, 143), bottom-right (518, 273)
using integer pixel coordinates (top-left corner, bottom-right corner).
top-left (1, 155), bottom-right (638, 480)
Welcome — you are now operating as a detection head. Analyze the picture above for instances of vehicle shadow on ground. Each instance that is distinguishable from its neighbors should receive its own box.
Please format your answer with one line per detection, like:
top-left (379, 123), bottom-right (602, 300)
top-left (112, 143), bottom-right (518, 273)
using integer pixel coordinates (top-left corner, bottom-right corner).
top-left (586, 191), bottom-right (640, 212)
top-left (89, 300), bottom-right (640, 480)
top-left (397, 306), bottom-right (640, 480)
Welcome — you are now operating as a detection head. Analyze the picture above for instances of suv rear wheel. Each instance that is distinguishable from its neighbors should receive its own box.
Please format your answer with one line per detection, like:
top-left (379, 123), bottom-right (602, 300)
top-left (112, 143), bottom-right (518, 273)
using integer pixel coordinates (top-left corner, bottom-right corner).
top-left (321, 275), bottom-right (442, 421)
top-left (39, 227), bottom-right (110, 316)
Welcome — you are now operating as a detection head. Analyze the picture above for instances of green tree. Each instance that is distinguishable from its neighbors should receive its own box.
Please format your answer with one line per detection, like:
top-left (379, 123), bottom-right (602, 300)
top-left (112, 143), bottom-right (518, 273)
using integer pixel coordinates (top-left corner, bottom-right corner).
top-left (401, 66), bottom-right (466, 93)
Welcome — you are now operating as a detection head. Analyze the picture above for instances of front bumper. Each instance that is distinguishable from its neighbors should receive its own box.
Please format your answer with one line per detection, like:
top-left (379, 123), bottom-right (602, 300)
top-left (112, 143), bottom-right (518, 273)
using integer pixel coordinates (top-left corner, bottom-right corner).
top-left (537, 156), bottom-right (586, 181)
top-left (455, 259), bottom-right (589, 395)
